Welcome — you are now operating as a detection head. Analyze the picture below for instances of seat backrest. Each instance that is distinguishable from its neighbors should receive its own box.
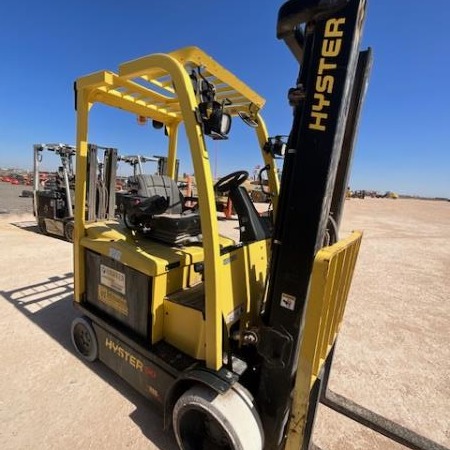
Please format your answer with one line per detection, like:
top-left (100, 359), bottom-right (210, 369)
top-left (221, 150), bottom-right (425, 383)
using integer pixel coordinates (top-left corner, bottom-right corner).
top-left (130, 174), bottom-right (183, 214)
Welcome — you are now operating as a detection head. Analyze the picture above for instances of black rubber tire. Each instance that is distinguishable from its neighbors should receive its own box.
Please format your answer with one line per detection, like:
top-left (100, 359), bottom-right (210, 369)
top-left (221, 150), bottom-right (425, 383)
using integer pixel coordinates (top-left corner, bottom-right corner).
top-left (37, 219), bottom-right (47, 235)
top-left (71, 317), bottom-right (98, 362)
top-left (173, 384), bottom-right (264, 450)
top-left (123, 212), bottom-right (137, 230)
top-left (64, 221), bottom-right (74, 242)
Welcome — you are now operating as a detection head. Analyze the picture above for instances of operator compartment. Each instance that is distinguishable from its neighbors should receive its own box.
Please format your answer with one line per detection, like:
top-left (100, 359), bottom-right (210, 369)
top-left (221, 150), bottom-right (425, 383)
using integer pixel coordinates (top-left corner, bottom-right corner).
top-left (74, 46), bottom-right (278, 367)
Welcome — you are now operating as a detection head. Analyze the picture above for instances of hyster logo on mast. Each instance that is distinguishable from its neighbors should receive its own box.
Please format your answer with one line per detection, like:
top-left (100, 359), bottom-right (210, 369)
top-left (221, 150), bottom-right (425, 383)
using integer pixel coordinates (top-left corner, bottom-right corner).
top-left (309, 18), bottom-right (346, 132)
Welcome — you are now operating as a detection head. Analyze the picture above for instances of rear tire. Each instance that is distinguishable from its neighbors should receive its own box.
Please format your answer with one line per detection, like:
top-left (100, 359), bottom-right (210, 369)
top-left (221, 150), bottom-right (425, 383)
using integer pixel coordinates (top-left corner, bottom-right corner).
top-left (37, 219), bottom-right (47, 235)
top-left (173, 383), bottom-right (264, 450)
top-left (71, 317), bottom-right (98, 362)
top-left (64, 220), bottom-right (74, 242)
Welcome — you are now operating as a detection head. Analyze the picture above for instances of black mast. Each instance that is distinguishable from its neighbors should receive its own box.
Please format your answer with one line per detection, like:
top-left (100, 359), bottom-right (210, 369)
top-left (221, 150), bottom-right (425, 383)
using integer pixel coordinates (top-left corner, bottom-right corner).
top-left (256, 1), bottom-right (369, 447)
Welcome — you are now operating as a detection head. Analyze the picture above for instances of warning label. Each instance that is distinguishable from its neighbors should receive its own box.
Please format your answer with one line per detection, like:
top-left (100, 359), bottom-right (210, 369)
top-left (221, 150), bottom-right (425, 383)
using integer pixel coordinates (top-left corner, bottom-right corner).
top-left (100, 264), bottom-right (125, 295)
top-left (98, 285), bottom-right (128, 316)
top-left (280, 293), bottom-right (296, 311)
top-left (225, 304), bottom-right (244, 325)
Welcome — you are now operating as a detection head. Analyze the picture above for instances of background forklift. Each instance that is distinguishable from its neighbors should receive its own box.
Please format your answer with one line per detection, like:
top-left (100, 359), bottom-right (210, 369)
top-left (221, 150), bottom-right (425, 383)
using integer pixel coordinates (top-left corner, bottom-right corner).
top-left (33, 143), bottom-right (76, 241)
top-left (117, 154), bottom-right (159, 178)
top-left (69, 1), bottom-right (446, 449)
top-left (33, 143), bottom-right (118, 242)
top-left (116, 154), bottom-right (180, 181)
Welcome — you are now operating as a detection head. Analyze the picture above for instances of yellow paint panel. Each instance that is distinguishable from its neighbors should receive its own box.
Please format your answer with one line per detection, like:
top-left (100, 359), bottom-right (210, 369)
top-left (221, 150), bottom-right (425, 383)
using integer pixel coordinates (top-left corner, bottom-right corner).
top-left (163, 299), bottom-right (205, 359)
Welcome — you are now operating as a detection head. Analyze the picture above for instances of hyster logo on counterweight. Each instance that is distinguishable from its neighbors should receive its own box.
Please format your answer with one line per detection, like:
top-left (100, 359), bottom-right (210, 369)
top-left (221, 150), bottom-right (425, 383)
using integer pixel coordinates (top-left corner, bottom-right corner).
top-left (105, 337), bottom-right (157, 379)
top-left (105, 337), bottom-right (144, 371)
top-left (309, 18), bottom-right (346, 132)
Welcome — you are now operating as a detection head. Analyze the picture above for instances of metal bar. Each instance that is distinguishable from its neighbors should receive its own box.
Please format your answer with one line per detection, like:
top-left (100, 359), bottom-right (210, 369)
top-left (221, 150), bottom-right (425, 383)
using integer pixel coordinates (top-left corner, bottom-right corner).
top-left (105, 148), bottom-right (117, 219)
top-left (62, 161), bottom-right (73, 217)
top-left (120, 52), bottom-right (226, 370)
top-left (320, 347), bottom-right (449, 450)
top-left (120, 47), bottom-right (265, 109)
top-left (74, 86), bottom-right (91, 303)
top-left (32, 145), bottom-right (40, 217)
top-left (166, 123), bottom-right (179, 179)
top-left (330, 48), bottom-right (373, 228)
top-left (137, 156), bottom-right (144, 175)
top-left (113, 76), bottom-right (175, 103)
top-left (145, 77), bottom-right (176, 94)
top-left (87, 145), bottom-right (98, 222)
top-left (321, 390), bottom-right (449, 450)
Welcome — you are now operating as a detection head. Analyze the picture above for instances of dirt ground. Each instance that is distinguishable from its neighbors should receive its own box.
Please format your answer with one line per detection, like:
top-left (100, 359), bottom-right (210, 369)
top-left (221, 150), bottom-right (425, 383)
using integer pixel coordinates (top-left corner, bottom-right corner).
top-left (0, 182), bottom-right (449, 449)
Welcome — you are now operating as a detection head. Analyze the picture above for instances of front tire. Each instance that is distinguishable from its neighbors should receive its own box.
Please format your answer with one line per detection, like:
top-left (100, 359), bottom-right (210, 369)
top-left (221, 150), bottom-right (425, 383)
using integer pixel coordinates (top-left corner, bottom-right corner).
top-left (173, 384), bottom-right (264, 450)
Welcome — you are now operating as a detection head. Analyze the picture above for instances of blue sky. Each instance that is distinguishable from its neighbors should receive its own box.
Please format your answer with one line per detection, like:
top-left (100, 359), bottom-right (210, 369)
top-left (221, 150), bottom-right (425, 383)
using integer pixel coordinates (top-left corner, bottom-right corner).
top-left (0, 0), bottom-right (448, 197)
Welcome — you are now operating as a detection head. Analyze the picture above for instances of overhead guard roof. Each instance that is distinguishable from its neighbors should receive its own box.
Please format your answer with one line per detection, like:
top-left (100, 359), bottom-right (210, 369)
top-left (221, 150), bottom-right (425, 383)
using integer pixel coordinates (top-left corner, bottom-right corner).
top-left (76, 46), bottom-right (265, 124)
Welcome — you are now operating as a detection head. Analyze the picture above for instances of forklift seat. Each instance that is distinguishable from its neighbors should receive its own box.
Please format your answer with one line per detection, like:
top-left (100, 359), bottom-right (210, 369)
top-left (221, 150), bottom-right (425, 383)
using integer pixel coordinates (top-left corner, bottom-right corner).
top-left (123, 174), bottom-right (202, 245)
top-left (128, 174), bottom-right (184, 214)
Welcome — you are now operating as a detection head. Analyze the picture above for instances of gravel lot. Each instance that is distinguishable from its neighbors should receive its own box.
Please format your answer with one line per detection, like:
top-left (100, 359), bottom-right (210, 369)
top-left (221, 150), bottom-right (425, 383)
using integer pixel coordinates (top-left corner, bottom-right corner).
top-left (0, 183), bottom-right (33, 215)
top-left (0, 181), bottom-right (449, 449)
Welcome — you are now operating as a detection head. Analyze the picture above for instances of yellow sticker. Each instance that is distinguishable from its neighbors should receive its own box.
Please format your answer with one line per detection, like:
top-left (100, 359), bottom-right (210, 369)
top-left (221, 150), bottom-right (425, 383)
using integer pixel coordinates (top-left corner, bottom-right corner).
top-left (98, 285), bottom-right (128, 316)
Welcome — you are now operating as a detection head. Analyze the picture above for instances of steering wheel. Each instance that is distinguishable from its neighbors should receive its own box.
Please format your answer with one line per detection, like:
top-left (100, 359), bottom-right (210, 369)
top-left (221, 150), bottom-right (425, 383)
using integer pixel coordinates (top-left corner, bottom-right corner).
top-left (214, 170), bottom-right (249, 194)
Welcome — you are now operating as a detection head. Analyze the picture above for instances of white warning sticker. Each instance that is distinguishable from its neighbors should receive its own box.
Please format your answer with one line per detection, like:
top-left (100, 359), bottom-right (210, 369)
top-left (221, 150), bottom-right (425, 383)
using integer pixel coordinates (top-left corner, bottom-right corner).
top-left (225, 304), bottom-right (244, 325)
top-left (280, 293), bottom-right (296, 311)
top-left (109, 248), bottom-right (122, 262)
top-left (100, 265), bottom-right (125, 295)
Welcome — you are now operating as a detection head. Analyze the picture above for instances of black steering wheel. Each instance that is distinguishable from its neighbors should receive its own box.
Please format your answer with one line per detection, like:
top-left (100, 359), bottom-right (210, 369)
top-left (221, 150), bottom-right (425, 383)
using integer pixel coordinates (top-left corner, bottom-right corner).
top-left (214, 170), bottom-right (249, 194)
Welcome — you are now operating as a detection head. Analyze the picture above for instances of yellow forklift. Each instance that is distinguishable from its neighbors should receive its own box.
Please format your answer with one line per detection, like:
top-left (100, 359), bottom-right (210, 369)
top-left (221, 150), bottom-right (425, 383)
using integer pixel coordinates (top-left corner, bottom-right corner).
top-left (70, 1), bottom-right (445, 449)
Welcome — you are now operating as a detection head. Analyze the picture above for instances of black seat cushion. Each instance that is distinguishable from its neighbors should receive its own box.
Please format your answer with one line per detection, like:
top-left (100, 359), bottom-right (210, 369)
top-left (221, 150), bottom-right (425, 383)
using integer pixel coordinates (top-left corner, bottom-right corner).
top-left (128, 174), bottom-right (183, 214)
top-left (122, 175), bottom-right (201, 245)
